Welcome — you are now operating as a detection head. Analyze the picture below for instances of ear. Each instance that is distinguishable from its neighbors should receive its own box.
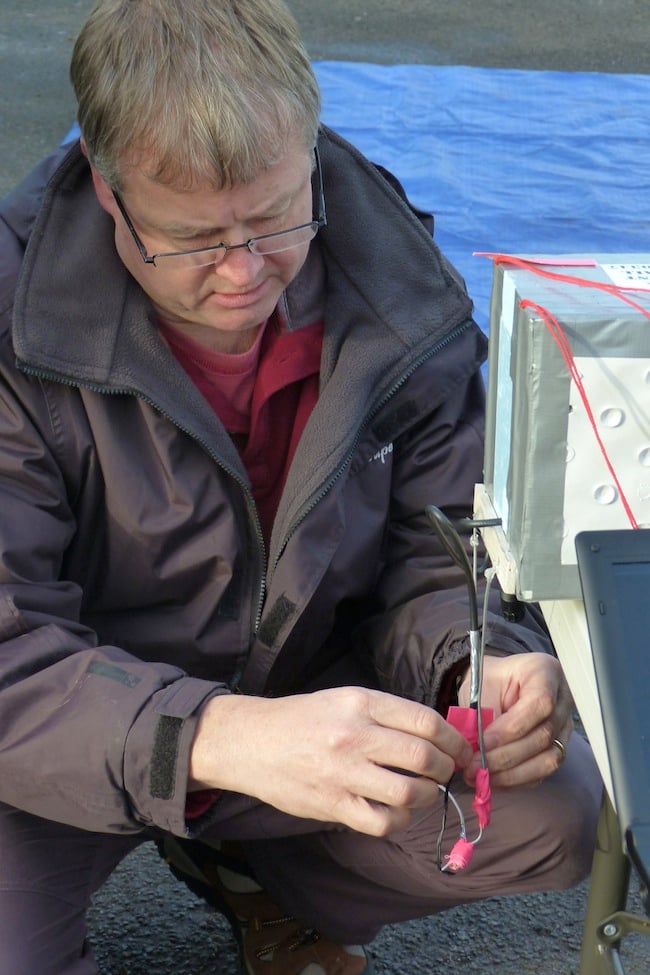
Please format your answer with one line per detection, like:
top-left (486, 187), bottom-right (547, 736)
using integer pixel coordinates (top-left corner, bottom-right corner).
top-left (90, 168), bottom-right (117, 217)
top-left (81, 140), bottom-right (118, 218)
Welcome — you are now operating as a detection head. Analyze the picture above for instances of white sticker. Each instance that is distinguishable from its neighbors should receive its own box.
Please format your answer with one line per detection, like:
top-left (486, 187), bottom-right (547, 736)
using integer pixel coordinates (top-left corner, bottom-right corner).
top-left (601, 263), bottom-right (650, 288)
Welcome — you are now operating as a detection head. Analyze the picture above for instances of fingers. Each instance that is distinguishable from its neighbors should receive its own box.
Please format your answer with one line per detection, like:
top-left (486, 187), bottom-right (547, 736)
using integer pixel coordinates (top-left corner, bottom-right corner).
top-left (343, 759), bottom-right (444, 815)
top-left (304, 689), bottom-right (474, 831)
top-left (365, 689), bottom-right (474, 771)
top-left (324, 691), bottom-right (473, 817)
top-left (481, 731), bottom-right (573, 788)
top-left (459, 653), bottom-right (576, 788)
top-left (481, 690), bottom-right (559, 751)
top-left (465, 711), bottom-right (575, 788)
top-left (192, 686), bottom-right (475, 837)
top-left (333, 793), bottom-right (413, 837)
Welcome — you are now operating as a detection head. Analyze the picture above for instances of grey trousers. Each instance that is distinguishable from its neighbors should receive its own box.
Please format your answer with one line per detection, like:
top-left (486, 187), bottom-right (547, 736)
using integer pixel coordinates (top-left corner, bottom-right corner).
top-left (0, 735), bottom-right (601, 975)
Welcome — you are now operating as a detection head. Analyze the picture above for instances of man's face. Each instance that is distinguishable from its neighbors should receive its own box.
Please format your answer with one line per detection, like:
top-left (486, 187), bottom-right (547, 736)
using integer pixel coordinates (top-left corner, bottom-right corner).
top-left (90, 146), bottom-right (314, 353)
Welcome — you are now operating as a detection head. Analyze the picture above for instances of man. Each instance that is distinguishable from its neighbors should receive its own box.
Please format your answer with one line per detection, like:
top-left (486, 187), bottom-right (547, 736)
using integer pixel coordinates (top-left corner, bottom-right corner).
top-left (0, 1), bottom-right (601, 973)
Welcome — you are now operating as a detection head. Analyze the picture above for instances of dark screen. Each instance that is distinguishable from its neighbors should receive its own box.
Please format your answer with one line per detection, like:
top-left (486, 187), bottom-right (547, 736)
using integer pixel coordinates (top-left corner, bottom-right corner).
top-left (611, 561), bottom-right (650, 657)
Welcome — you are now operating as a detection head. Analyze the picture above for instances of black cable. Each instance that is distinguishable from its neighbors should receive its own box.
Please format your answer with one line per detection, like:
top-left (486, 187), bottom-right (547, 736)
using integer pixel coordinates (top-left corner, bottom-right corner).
top-left (435, 781), bottom-right (452, 871)
top-left (425, 505), bottom-right (479, 632)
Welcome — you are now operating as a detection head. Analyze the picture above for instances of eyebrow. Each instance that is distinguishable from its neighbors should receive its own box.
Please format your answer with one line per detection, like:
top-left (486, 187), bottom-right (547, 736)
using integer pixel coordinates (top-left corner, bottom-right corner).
top-left (151, 187), bottom-right (300, 240)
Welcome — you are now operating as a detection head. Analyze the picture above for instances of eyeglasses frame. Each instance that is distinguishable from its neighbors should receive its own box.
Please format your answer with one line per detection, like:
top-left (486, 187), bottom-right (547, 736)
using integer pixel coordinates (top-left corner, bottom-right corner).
top-left (111, 146), bottom-right (327, 269)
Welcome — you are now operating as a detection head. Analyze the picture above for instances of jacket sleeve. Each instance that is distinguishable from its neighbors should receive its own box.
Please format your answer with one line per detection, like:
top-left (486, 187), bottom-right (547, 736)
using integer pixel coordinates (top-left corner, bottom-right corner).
top-left (0, 331), bottom-right (226, 836)
top-left (358, 348), bottom-right (554, 713)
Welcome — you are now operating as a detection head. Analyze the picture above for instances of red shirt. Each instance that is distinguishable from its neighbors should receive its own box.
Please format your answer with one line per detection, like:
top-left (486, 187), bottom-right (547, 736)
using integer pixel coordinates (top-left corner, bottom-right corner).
top-left (159, 312), bottom-right (324, 820)
top-left (159, 313), bottom-right (323, 547)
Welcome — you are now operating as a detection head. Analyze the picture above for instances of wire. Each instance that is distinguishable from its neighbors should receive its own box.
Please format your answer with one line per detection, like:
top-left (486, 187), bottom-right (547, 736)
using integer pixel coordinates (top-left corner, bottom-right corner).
top-left (474, 252), bottom-right (646, 530)
top-left (426, 504), bottom-right (494, 870)
top-left (477, 567), bottom-right (497, 770)
top-left (425, 504), bottom-right (479, 643)
top-left (435, 779), bottom-right (452, 870)
top-left (476, 252), bottom-right (650, 319)
top-left (435, 782), bottom-right (485, 872)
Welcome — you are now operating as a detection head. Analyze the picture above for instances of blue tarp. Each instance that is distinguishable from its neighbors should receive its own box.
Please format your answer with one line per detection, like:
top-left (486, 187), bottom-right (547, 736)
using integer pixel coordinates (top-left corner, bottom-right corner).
top-left (314, 63), bottom-right (650, 332)
top-left (66, 63), bottom-right (650, 331)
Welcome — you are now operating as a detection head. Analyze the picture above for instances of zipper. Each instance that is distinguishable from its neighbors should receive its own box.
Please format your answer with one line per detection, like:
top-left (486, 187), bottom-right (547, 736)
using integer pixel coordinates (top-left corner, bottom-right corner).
top-left (17, 365), bottom-right (269, 645)
top-left (19, 315), bottom-right (472, 649)
top-left (269, 318), bottom-right (475, 577)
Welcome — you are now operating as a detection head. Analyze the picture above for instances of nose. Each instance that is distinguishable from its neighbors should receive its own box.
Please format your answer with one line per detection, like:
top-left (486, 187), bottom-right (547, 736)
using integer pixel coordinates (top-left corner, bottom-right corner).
top-left (211, 242), bottom-right (265, 284)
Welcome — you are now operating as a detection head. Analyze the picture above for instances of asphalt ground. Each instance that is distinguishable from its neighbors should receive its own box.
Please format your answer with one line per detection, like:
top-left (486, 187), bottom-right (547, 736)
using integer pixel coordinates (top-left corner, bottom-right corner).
top-left (1, 0), bottom-right (650, 198)
top-left (1, 2), bottom-right (650, 973)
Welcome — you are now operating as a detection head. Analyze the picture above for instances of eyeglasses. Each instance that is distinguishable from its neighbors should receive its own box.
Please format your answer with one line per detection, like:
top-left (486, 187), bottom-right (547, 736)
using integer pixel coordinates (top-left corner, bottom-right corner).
top-left (112, 146), bottom-right (327, 270)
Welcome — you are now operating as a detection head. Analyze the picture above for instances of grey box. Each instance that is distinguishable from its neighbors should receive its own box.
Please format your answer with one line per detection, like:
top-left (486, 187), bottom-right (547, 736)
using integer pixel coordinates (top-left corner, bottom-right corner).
top-left (482, 254), bottom-right (650, 601)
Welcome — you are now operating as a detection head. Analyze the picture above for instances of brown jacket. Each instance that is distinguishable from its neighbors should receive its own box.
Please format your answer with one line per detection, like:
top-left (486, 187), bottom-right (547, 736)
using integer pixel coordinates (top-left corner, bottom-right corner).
top-left (0, 128), bottom-right (551, 837)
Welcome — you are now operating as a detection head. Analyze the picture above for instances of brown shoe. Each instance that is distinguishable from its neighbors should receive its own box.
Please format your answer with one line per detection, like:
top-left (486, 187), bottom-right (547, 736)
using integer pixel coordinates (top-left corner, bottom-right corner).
top-left (161, 837), bottom-right (372, 975)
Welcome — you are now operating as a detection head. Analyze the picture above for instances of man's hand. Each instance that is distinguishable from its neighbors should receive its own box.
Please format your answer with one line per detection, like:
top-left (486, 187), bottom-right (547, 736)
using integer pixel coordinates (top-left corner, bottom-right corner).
top-left (460, 652), bottom-right (574, 788)
top-left (189, 687), bottom-right (474, 836)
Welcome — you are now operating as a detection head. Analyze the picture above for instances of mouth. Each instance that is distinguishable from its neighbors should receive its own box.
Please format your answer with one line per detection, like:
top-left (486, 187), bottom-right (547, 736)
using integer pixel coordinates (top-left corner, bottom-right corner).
top-left (206, 279), bottom-right (270, 310)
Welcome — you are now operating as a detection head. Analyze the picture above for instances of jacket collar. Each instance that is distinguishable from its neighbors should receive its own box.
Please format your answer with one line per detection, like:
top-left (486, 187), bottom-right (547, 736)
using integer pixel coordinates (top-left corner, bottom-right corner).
top-left (9, 129), bottom-right (483, 560)
top-left (11, 142), bottom-right (326, 384)
top-left (12, 128), bottom-right (474, 384)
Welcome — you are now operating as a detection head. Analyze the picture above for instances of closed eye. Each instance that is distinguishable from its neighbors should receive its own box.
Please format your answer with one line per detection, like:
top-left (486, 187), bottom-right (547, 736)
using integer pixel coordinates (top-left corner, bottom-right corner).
top-left (166, 210), bottom-right (289, 246)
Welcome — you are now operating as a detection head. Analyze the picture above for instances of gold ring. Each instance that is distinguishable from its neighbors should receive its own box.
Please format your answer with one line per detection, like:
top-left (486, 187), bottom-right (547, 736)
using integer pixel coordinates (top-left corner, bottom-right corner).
top-left (552, 738), bottom-right (567, 764)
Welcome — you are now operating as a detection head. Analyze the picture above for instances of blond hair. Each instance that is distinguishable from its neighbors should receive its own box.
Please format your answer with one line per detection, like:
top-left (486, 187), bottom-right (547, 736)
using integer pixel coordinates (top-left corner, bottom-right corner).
top-left (70, 0), bottom-right (321, 190)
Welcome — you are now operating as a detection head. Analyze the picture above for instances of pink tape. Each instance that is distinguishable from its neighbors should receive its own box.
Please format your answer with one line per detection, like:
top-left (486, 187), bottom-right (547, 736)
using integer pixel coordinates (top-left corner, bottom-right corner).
top-left (473, 251), bottom-right (598, 267)
top-left (447, 705), bottom-right (494, 754)
top-left (446, 838), bottom-right (475, 872)
top-left (472, 767), bottom-right (492, 830)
